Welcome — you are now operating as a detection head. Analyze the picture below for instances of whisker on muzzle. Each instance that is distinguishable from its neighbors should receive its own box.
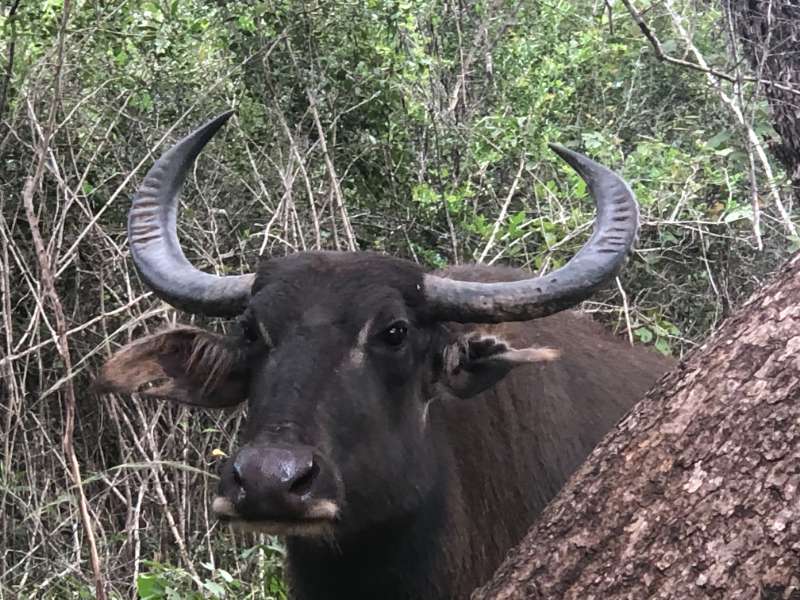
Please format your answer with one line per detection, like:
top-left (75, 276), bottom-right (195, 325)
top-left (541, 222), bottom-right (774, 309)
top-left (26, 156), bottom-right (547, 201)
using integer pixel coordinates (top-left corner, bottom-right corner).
top-left (212, 495), bottom-right (340, 538)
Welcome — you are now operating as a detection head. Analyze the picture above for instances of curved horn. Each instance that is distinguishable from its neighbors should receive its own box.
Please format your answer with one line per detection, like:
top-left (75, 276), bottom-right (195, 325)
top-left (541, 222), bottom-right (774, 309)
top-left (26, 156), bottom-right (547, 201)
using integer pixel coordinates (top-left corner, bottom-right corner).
top-left (423, 145), bottom-right (639, 323)
top-left (128, 111), bottom-right (254, 317)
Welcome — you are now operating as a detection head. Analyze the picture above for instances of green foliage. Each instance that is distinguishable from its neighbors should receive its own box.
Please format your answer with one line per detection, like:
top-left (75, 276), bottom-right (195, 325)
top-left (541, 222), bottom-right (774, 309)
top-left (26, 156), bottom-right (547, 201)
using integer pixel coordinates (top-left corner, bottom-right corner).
top-left (136, 545), bottom-right (286, 599)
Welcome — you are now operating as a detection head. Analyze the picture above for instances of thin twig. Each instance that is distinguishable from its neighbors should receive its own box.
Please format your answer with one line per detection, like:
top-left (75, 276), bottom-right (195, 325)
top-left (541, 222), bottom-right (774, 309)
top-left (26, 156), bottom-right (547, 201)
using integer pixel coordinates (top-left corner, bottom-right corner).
top-left (616, 277), bottom-right (634, 345)
top-left (478, 157), bottom-right (525, 263)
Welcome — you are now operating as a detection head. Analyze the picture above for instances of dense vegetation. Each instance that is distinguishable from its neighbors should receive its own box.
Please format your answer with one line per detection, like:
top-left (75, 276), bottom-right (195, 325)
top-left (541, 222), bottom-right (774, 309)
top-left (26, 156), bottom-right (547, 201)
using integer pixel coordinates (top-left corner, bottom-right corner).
top-left (1, 0), bottom-right (797, 597)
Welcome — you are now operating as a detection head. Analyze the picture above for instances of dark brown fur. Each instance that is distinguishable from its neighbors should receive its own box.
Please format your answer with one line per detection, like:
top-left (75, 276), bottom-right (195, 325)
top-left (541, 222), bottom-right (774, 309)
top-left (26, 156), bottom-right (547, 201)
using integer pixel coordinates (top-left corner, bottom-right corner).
top-left (286, 260), bottom-right (672, 599)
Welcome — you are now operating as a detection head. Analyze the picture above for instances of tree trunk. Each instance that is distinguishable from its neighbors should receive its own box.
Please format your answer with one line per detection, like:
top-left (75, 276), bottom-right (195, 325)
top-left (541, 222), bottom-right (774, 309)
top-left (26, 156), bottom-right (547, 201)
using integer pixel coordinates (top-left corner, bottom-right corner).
top-left (473, 253), bottom-right (800, 599)
top-left (728, 0), bottom-right (800, 194)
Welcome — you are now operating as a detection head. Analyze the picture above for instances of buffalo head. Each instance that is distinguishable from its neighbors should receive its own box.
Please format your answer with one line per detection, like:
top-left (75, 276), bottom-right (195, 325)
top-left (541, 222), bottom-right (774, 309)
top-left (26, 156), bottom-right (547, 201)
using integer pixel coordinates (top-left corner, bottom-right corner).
top-left (96, 111), bottom-right (639, 540)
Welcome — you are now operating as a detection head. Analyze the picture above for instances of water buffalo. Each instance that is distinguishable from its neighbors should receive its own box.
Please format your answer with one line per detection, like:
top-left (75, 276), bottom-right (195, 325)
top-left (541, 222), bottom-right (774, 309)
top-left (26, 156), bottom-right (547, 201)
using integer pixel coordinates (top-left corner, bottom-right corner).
top-left (96, 112), bottom-right (673, 599)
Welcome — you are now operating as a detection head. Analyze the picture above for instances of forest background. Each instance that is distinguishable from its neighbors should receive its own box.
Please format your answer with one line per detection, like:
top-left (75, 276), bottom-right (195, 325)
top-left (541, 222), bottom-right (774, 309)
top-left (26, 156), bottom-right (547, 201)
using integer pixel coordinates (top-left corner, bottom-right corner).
top-left (1, 0), bottom-right (798, 598)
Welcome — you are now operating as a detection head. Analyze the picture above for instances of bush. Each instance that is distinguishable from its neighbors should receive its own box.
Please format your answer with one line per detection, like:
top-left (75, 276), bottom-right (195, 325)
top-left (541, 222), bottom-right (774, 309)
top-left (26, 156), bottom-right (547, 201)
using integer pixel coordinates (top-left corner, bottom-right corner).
top-left (1, 0), bottom-right (794, 596)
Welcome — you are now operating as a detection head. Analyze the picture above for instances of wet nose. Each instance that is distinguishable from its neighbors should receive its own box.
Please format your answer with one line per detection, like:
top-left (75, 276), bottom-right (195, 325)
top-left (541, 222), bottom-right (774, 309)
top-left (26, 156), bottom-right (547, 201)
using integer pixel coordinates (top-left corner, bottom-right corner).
top-left (229, 445), bottom-right (320, 519)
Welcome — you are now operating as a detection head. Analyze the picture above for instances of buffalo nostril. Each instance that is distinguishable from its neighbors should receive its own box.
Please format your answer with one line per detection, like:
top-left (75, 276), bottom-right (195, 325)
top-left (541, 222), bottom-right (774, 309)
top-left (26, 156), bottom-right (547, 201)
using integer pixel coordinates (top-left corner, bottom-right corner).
top-left (289, 461), bottom-right (320, 497)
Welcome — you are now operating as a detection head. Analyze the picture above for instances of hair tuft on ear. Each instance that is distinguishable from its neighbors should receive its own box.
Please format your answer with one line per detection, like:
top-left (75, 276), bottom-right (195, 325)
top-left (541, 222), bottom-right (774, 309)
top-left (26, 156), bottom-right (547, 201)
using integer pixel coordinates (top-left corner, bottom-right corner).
top-left (93, 326), bottom-right (249, 408)
top-left (439, 332), bottom-right (561, 399)
top-left (186, 332), bottom-right (241, 395)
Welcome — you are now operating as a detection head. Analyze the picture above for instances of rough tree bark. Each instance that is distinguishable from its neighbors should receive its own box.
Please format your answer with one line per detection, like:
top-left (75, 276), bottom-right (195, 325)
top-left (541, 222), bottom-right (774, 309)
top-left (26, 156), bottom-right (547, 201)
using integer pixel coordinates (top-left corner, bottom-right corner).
top-left (473, 253), bottom-right (800, 599)
top-left (728, 0), bottom-right (800, 194)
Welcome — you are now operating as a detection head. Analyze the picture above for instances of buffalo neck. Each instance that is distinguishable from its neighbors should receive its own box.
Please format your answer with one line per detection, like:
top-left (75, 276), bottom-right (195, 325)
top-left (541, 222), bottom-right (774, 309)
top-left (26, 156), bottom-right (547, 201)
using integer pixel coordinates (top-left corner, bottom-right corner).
top-left (284, 463), bottom-right (453, 600)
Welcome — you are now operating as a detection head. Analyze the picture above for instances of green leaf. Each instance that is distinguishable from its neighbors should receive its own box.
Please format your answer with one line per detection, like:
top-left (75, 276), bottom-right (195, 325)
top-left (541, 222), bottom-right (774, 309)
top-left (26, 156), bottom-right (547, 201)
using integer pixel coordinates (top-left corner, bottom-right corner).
top-left (706, 131), bottom-right (732, 149)
top-left (634, 327), bottom-right (653, 343)
top-left (654, 337), bottom-right (672, 356)
top-left (137, 574), bottom-right (165, 599)
top-left (573, 177), bottom-right (587, 198)
top-left (203, 580), bottom-right (226, 597)
top-left (661, 39), bottom-right (678, 53)
top-left (659, 230), bottom-right (678, 244)
top-left (509, 210), bottom-right (526, 227)
top-left (165, 588), bottom-right (190, 600)
top-left (723, 205), bottom-right (753, 223)
top-left (217, 569), bottom-right (234, 583)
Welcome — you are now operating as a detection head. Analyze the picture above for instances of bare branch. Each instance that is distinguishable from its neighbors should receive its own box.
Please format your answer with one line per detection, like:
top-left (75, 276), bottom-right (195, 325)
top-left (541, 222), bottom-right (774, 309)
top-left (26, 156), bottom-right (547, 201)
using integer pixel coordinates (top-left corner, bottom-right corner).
top-left (620, 0), bottom-right (800, 98)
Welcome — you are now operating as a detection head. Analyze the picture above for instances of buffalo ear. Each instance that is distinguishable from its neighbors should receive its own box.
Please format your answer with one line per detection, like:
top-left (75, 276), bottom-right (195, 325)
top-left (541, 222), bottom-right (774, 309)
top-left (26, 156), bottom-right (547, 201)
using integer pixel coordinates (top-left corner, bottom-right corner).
top-left (439, 333), bottom-right (560, 399)
top-left (93, 326), bottom-right (249, 408)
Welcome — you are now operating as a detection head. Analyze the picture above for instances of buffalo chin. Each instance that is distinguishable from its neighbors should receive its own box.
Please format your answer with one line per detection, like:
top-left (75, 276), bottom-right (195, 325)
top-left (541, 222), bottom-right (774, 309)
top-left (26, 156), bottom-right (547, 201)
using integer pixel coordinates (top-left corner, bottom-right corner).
top-left (212, 496), bottom-right (339, 538)
top-left (225, 518), bottom-right (336, 538)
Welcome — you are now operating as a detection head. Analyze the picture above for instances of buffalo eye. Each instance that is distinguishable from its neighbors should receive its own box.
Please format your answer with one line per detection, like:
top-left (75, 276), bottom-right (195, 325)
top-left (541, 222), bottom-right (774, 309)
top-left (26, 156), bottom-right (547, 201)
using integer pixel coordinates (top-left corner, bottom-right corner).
top-left (380, 321), bottom-right (409, 347)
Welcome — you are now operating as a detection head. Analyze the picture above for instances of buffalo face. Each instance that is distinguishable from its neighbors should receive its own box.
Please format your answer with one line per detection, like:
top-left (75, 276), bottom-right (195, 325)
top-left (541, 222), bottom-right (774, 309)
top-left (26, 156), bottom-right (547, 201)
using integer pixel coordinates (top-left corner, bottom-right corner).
top-left (96, 112), bottom-right (639, 540)
top-left (212, 252), bottom-right (438, 537)
top-left (97, 252), bottom-right (553, 538)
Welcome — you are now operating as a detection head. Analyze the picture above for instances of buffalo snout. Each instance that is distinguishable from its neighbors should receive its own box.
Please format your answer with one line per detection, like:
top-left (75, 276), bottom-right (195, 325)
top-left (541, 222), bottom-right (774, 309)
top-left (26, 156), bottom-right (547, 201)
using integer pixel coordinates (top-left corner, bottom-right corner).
top-left (214, 444), bottom-right (340, 530)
